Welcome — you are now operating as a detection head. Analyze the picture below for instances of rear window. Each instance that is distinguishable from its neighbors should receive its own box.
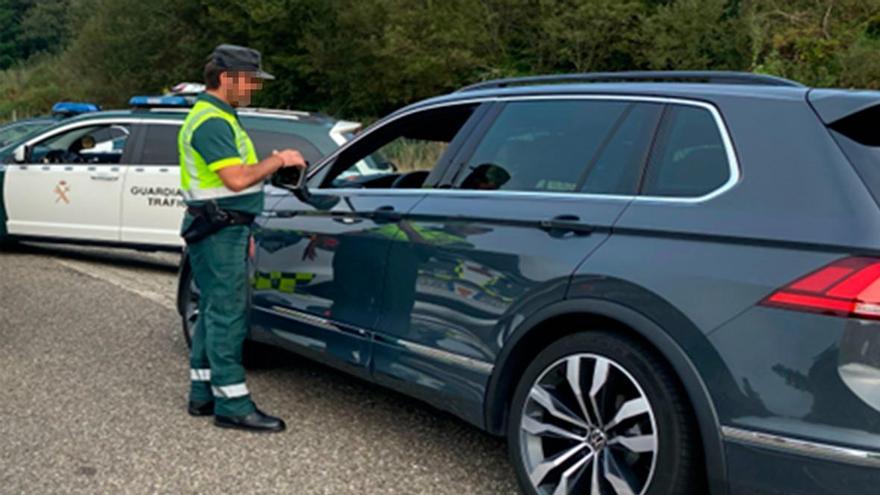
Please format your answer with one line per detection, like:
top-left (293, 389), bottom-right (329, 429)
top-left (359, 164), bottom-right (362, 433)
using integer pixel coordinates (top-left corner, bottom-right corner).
top-left (140, 124), bottom-right (180, 165)
top-left (455, 100), bottom-right (659, 195)
top-left (641, 105), bottom-right (730, 198)
top-left (828, 106), bottom-right (880, 206)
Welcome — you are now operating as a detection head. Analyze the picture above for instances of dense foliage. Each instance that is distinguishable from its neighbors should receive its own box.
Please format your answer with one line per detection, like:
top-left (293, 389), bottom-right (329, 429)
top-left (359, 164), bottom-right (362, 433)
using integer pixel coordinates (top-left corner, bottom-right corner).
top-left (1, 0), bottom-right (880, 121)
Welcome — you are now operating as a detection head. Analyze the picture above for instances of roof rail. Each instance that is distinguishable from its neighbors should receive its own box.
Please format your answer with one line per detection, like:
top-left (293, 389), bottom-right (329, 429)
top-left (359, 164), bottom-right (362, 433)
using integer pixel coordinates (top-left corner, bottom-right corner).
top-left (456, 71), bottom-right (804, 92)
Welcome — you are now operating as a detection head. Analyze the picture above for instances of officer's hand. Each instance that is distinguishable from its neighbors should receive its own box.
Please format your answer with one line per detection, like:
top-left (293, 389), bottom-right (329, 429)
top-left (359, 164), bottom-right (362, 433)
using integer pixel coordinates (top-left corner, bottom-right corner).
top-left (273, 149), bottom-right (306, 168)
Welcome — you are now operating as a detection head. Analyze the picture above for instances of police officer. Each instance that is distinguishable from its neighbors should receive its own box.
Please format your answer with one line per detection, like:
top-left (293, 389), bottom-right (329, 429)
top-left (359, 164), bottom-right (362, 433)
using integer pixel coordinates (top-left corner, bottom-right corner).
top-left (179, 44), bottom-right (305, 432)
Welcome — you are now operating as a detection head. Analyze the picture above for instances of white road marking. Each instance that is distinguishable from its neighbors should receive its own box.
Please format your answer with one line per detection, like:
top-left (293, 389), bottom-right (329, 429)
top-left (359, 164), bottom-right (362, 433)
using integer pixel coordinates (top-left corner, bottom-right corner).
top-left (53, 258), bottom-right (177, 310)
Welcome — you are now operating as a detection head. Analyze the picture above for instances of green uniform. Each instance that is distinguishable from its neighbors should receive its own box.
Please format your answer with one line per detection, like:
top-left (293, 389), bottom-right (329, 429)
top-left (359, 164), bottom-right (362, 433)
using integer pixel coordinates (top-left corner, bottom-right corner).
top-left (179, 93), bottom-right (263, 417)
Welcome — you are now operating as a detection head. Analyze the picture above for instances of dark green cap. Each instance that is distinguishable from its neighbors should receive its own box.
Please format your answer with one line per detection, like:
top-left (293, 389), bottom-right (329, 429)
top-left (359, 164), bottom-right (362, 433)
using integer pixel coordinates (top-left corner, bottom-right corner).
top-left (207, 44), bottom-right (275, 80)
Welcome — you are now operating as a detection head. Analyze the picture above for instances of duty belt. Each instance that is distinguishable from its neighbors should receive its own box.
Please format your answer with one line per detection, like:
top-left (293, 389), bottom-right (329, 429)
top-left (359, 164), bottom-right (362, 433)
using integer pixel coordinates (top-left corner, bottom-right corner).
top-left (182, 202), bottom-right (255, 245)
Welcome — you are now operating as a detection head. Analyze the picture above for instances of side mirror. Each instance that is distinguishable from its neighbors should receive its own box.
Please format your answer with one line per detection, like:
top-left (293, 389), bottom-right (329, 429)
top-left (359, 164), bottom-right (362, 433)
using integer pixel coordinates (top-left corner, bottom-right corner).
top-left (12, 145), bottom-right (27, 164)
top-left (271, 165), bottom-right (311, 203)
top-left (271, 165), bottom-right (306, 189)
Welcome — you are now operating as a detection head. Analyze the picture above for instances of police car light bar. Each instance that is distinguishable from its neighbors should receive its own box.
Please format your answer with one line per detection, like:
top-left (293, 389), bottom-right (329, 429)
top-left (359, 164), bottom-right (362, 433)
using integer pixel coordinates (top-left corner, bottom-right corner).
top-left (129, 95), bottom-right (193, 108)
top-left (52, 102), bottom-right (101, 116)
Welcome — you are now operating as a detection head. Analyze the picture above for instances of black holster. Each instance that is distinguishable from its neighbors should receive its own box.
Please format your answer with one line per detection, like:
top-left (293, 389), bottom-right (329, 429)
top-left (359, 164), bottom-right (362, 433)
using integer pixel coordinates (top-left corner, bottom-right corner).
top-left (182, 201), bottom-right (255, 245)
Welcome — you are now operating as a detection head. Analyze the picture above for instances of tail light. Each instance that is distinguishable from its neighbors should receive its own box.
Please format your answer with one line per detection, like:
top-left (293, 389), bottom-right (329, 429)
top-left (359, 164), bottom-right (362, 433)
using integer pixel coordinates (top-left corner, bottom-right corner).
top-left (248, 235), bottom-right (256, 259)
top-left (761, 257), bottom-right (880, 320)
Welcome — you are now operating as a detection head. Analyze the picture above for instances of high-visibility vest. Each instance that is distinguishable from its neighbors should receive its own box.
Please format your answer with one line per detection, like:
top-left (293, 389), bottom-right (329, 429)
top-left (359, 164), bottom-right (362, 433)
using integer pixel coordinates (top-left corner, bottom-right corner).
top-left (178, 99), bottom-right (260, 201)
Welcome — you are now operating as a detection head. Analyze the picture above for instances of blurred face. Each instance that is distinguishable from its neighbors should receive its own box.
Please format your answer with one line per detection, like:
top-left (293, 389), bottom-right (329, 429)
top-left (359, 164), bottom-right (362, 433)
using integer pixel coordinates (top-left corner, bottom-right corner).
top-left (219, 71), bottom-right (263, 107)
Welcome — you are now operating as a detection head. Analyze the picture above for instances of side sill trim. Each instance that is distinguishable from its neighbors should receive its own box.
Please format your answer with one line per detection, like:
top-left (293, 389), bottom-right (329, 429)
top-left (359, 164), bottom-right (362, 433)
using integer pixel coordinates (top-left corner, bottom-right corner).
top-left (722, 426), bottom-right (880, 468)
top-left (373, 334), bottom-right (495, 375)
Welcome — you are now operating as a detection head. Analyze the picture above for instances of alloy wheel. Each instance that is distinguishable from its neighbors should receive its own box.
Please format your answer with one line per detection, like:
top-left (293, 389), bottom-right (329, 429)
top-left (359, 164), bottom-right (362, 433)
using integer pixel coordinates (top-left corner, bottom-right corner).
top-left (519, 353), bottom-right (658, 495)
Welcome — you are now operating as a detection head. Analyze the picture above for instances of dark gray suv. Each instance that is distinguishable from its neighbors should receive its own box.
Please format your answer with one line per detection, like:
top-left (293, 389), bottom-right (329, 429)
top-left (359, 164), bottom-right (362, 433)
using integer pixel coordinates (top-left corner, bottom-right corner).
top-left (178, 71), bottom-right (880, 494)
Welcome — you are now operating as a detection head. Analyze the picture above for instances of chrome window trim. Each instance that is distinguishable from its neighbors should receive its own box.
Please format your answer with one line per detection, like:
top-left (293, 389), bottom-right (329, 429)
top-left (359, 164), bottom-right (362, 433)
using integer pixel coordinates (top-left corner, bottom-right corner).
top-left (306, 94), bottom-right (741, 204)
top-left (308, 187), bottom-right (636, 202)
top-left (722, 426), bottom-right (880, 468)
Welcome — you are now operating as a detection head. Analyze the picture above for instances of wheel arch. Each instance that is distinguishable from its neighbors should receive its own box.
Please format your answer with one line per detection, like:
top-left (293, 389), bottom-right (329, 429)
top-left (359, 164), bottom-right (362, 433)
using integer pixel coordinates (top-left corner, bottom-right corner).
top-left (485, 297), bottom-right (728, 495)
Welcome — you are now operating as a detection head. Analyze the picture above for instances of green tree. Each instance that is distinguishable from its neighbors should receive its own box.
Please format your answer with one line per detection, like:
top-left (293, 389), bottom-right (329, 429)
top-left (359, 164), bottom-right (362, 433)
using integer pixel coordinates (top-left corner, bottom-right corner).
top-left (640, 0), bottom-right (751, 70)
top-left (62, 0), bottom-right (208, 106)
top-left (0, 0), bottom-right (29, 70)
top-left (6, 0), bottom-right (880, 123)
top-left (17, 0), bottom-right (75, 57)
top-left (532, 0), bottom-right (645, 73)
top-left (747, 0), bottom-right (880, 87)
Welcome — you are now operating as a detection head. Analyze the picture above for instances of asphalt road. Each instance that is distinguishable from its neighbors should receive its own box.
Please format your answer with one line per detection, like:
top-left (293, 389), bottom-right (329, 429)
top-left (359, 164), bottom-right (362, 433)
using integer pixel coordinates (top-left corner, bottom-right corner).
top-left (0, 242), bottom-right (519, 494)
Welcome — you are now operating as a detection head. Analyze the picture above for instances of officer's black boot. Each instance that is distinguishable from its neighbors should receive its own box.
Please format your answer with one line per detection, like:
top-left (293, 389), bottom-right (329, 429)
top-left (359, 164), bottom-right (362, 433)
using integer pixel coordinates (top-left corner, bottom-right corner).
top-left (188, 400), bottom-right (214, 417)
top-left (214, 408), bottom-right (286, 433)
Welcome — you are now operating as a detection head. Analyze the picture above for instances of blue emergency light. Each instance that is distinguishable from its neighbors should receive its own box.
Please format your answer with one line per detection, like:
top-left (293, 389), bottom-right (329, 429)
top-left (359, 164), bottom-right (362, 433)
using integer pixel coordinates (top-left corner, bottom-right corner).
top-left (51, 102), bottom-right (101, 116)
top-left (129, 95), bottom-right (193, 108)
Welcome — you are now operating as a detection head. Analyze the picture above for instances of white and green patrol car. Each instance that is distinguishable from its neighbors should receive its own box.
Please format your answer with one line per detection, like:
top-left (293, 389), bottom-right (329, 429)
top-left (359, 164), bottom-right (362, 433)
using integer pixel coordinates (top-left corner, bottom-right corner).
top-left (0, 97), bottom-right (364, 250)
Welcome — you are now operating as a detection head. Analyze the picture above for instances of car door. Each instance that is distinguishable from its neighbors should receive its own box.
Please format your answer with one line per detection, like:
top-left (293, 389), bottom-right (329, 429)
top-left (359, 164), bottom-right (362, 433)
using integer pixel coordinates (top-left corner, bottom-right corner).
top-left (120, 122), bottom-right (185, 247)
top-left (250, 101), bottom-right (491, 377)
top-left (4, 120), bottom-right (135, 241)
top-left (370, 97), bottom-right (665, 424)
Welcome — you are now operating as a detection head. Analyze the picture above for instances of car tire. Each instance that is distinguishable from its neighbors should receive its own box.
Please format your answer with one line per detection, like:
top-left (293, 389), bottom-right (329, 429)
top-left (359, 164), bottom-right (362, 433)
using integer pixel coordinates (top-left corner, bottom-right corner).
top-left (0, 236), bottom-right (18, 250)
top-left (178, 260), bottom-right (278, 369)
top-left (507, 330), bottom-right (703, 495)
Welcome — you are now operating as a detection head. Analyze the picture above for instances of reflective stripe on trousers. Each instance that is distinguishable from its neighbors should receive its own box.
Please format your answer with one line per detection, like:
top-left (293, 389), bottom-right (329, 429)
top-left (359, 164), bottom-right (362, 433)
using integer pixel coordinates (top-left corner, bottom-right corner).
top-left (212, 383), bottom-right (250, 399)
top-left (190, 368), bottom-right (211, 381)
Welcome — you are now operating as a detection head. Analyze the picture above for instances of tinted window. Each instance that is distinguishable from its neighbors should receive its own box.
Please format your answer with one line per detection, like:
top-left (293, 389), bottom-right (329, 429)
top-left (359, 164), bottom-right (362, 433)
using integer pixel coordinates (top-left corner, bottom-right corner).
top-left (249, 130), bottom-right (323, 164)
top-left (641, 105), bottom-right (730, 197)
top-left (140, 124), bottom-right (181, 165)
top-left (455, 100), bottom-right (653, 194)
top-left (828, 107), bottom-right (880, 206)
top-left (580, 103), bottom-right (663, 195)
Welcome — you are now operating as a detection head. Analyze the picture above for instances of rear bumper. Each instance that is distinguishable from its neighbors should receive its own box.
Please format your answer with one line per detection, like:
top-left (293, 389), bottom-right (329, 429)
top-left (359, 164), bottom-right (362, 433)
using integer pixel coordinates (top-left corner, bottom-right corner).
top-left (724, 427), bottom-right (880, 495)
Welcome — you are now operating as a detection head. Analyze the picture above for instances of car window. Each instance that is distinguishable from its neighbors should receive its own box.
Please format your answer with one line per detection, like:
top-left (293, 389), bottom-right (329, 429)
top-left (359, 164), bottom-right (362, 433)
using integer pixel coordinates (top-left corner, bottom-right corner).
top-left (641, 105), bottom-right (730, 197)
top-left (28, 123), bottom-right (132, 165)
top-left (319, 103), bottom-right (479, 189)
top-left (454, 100), bottom-right (650, 193)
top-left (580, 103), bottom-right (663, 195)
top-left (248, 129), bottom-right (323, 165)
top-left (826, 106), bottom-right (880, 207)
top-left (139, 124), bottom-right (181, 165)
top-left (0, 121), bottom-right (51, 148)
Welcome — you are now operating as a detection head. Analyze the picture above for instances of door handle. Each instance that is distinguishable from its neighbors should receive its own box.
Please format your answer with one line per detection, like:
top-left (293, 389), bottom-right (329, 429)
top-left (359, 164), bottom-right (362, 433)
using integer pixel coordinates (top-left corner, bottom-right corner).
top-left (372, 205), bottom-right (402, 223)
top-left (90, 171), bottom-right (119, 182)
top-left (540, 214), bottom-right (593, 237)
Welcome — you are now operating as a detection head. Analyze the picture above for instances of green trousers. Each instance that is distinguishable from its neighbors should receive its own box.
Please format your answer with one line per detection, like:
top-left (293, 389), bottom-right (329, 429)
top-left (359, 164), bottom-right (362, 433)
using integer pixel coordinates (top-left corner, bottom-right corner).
top-left (187, 221), bottom-right (256, 417)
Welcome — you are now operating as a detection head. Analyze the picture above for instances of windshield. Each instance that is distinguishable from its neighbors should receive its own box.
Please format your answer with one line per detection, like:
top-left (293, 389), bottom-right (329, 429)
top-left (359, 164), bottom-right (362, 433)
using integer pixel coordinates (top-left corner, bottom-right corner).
top-left (0, 120), bottom-right (53, 148)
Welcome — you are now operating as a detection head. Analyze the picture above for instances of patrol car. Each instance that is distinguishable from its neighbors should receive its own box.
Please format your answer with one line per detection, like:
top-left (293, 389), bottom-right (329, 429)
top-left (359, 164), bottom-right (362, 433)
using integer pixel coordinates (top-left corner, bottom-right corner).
top-left (0, 95), bottom-right (362, 249)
